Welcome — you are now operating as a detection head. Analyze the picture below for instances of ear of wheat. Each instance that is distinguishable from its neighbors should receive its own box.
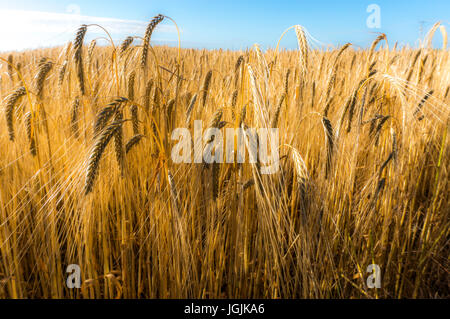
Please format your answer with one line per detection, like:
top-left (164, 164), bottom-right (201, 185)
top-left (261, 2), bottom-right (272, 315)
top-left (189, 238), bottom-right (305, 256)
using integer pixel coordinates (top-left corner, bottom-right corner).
top-left (125, 134), bottom-right (144, 154)
top-left (294, 25), bottom-right (308, 74)
top-left (73, 24), bottom-right (87, 95)
top-left (24, 111), bottom-right (37, 156)
top-left (323, 95), bottom-right (334, 117)
top-left (73, 25), bottom-right (87, 58)
top-left (16, 62), bottom-right (23, 85)
top-left (85, 119), bottom-right (124, 194)
top-left (212, 162), bottom-right (220, 199)
top-left (234, 55), bottom-right (244, 87)
top-left (120, 36), bottom-right (134, 56)
top-left (242, 178), bottom-right (255, 191)
top-left (209, 108), bottom-right (223, 129)
top-left (368, 33), bottom-right (386, 63)
top-left (284, 69), bottom-right (291, 95)
top-left (379, 151), bottom-right (394, 178)
top-left (335, 43), bottom-right (351, 62)
top-left (311, 81), bottom-right (316, 109)
top-left (87, 40), bottom-right (96, 73)
top-left (231, 90), bottom-right (238, 109)
top-left (235, 55), bottom-right (244, 73)
top-left (201, 70), bottom-right (213, 108)
top-left (271, 93), bottom-right (285, 128)
top-left (166, 98), bottom-right (176, 132)
top-left (34, 60), bottom-right (53, 99)
top-left (290, 146), bottom-right (309, 197)
top-left (374, 115), bottom-right (390, 145)
top-left (322, 117), bottom-right (334, 179)
top-left (7, 54), bottom-right (14, 82)
top-left (358, 86), bottom-right (368, 126)
top-left (141, 14), bottom-right (165, 69)
top-left (413, 89), bottom-right (434, 118)
top-left (144, 79), bottom-right (154, 111)
top-left (93, 97), bottom-right (128, 137)
top-left (185, 93), bottom-right (197, 126)
top-left (373, 177), bottom-right (386, 204)
top-left (406, 49), bottom-right (422, 82)
top-left (238, 104), bottom-right (246, 128)
top-left (130, 105), bottom-right (139, 134)
top-left (5, 86), bottom-right (26, 141)
top-left (58, 60), bottom-right (67, 87)
top-left (347, 78), bottom-right (366, 133)
top-left (127, 71), bottom-right (136, 101)
top-left (70, 96), bottom-right (80, 138)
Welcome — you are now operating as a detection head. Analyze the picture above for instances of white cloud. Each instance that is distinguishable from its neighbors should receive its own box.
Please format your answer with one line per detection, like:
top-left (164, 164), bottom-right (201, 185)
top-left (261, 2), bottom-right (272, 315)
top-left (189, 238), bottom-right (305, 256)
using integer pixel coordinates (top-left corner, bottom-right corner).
top-left (0, 9), bottom-right (177, 51)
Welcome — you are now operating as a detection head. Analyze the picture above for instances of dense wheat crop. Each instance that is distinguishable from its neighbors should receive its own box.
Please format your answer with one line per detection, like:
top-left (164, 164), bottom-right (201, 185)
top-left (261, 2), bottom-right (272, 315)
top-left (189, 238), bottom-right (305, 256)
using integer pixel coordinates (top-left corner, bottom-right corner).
top-left (0, 17), bottom-right (448, 298)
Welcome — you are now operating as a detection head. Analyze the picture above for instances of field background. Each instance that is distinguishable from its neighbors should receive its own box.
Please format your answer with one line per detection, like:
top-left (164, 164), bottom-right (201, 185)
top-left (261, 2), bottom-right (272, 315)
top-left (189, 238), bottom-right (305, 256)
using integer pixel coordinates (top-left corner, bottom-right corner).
top-left (0, 20), bottom-right (449, 298)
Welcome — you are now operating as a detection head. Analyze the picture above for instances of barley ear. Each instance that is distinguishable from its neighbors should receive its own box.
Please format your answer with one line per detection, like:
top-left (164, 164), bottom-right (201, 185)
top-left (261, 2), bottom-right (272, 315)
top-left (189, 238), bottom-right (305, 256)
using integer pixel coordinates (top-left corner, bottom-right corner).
top-left (141, 14), bottom-right (165, 70)
top-left (25, 111), bottom-right (37, 156)
top-left (70, 96), bottom-right (80, 138)
top-left (5, 86), bottom-right (26, 141)
top-left (322, 117), bottom-right (334, 179)
top-left (84, 120), bottom-right (123, 194)
top-left (126, 134), bottom-right (144, 154)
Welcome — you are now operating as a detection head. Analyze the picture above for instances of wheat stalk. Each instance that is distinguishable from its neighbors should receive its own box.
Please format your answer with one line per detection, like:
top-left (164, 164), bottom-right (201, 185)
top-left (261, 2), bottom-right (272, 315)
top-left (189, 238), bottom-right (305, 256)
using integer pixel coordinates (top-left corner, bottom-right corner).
top-left (113, 111), bottom-right (125, 175)
top-left (167, 170), bottom-right (180, 216)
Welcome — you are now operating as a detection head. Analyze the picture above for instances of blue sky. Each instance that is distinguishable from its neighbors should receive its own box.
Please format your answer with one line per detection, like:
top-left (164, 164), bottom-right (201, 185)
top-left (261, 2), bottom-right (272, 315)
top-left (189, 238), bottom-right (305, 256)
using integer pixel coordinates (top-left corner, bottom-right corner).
top-left (0, 0), bottom-right (449, 51)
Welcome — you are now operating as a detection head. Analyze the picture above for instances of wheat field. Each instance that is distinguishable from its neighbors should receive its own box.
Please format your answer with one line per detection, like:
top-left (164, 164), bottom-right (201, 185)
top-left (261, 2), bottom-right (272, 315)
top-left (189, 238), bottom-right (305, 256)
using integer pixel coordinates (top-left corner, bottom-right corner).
top-left (0, 16), bottom-right (449, 299)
